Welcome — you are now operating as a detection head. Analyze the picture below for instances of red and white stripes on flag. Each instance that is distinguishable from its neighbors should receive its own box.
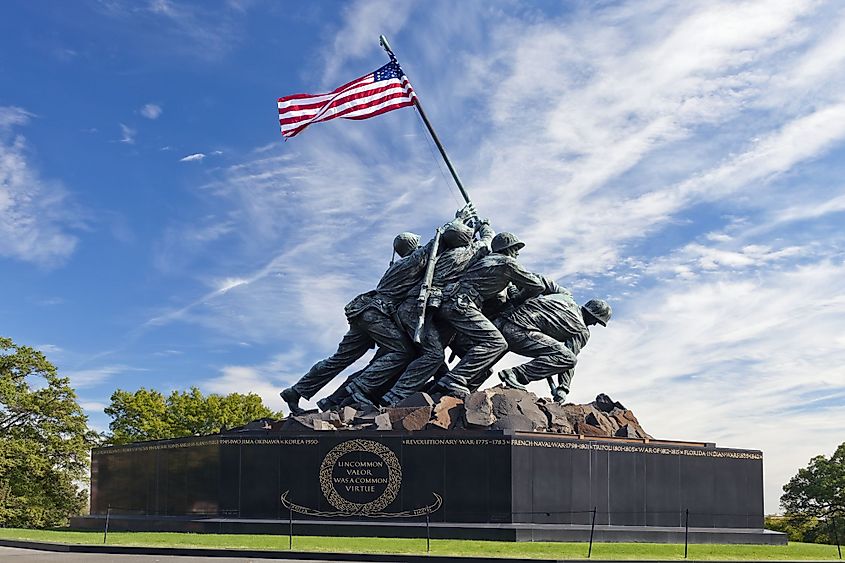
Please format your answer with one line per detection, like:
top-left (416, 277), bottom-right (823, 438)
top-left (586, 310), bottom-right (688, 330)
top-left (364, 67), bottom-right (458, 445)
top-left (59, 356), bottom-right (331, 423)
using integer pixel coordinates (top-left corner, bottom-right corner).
top-left (277, 61), bottom-right (417, 139)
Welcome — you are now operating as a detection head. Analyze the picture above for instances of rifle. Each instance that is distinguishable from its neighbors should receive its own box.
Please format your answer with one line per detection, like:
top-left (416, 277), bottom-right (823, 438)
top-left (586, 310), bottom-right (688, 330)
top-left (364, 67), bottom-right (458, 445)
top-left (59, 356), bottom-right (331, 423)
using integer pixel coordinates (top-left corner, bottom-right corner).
top-left (380, 37), bottom-right (478, 346)
top-left (413, 227), bottom-right (443, 344)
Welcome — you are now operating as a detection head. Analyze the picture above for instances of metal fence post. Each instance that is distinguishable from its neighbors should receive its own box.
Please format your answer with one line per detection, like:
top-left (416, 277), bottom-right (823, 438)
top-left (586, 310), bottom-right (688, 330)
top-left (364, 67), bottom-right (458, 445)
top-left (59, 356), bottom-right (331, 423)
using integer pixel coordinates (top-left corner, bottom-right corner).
top-left (588, 507), bottom-right (597, 558)
top-left (684, 508), bottom-right (690, 559)
top-left (426, 513), bottom-right (431, 555)
top-left (288, 502), bottom-right (293, 550)
top-left (103, 505), bottom-right (111, 544)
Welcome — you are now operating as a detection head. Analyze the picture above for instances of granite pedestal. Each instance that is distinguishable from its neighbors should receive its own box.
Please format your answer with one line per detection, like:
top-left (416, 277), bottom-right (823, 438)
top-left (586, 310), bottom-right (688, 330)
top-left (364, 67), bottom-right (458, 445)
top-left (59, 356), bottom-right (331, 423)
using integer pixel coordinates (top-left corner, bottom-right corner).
top-left (70, 431), bottom-right (783, 544)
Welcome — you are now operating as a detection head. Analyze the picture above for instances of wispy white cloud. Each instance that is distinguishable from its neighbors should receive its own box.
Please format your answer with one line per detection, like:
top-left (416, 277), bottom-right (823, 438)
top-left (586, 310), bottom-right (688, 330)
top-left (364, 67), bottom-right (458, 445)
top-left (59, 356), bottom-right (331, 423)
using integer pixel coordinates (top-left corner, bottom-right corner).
top-left (36, 297), bottom-right (65, 306)
top-left (215, 277), bottom-right (247, 293)
top-left (204, 370), bottom-right (277, 408)
top-left (0, 106), bottom-right (33, 128)
top-left (0, 106), bottom-right (80, 266)
top-left (53, 47), bottom-right (78, 62)
top-left (456, 0), bottom-right (844, 279)
top-left (152, 216), bottom-right (236, 275)
top-left (148, 0), bottom-right (176, 18)
top-left (119, 123), bottom-right (136, 144)
top-left (180, 152), bottom-right (205, 162)
top-left (97, 0), bottom-right (249, 61)
top-left (201, 348), bottom-right (375, 410)
top-left (140, 103), bottom-right (162, 119)
top-left (144, 236), bottom-right (362, 347)
top-left (769, 191), bottom-right (845, 226)
top-left (648, 242), bottom-right (806, 279)
top-left (79, 400), bottom-right (108, 413)
top-left (321, 0), bottom-right (413, 85)
top-left (64, 364), bottom-right (143, 388)
top-left (152, 349), bottom-right (183, 357)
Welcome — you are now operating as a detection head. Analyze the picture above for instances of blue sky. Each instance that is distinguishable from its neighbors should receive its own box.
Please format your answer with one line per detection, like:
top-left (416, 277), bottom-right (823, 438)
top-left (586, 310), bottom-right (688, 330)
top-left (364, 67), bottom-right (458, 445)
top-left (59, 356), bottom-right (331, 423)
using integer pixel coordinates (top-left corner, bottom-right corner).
top-left (2, 0), bottom-right (844, 513)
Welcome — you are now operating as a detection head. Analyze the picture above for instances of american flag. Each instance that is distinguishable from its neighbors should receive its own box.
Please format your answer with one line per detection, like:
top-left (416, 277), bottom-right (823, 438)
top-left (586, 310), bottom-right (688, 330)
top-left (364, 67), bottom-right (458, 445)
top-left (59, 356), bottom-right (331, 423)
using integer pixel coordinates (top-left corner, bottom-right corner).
top-left (277, 61), bottom-right (417, 138)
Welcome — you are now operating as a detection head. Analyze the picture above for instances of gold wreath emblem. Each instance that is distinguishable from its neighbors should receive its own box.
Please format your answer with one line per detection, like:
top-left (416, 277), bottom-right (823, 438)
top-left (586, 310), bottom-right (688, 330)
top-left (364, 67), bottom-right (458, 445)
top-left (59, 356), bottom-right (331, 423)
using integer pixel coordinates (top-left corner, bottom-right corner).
top-left (319, 439), bottom-right (402, 513)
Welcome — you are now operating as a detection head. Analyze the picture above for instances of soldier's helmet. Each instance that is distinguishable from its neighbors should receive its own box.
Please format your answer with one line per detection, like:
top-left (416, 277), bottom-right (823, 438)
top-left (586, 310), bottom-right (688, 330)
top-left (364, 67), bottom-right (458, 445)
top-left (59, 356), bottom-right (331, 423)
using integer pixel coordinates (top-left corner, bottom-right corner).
top-left (582, 299), bottom-right (612, 326)
top-left (441, 221), bottom-right (474, 249)
top-left (393, 232), bottom-right (421, 257)
top-left (491, 232), bottom-right (525, 253)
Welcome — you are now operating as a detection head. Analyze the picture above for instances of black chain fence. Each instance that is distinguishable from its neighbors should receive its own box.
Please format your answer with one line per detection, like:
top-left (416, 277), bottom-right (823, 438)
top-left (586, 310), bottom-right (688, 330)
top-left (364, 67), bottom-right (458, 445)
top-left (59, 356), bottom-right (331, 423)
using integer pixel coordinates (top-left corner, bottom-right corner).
top-left (94, 504), bottom-right (843, 560)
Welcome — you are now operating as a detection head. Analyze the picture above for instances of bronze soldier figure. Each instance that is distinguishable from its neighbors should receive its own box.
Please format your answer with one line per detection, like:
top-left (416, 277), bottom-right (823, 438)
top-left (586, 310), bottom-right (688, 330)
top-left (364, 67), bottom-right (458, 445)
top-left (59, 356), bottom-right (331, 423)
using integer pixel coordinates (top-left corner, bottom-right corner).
top-left (279, 232), bottom-right (426, 415)
top-left (497, 295), bottom-right (611, 403)
top-left (434, 232), bottom-right (545, 397)
top-left (451, 275), bottom-right (567, 392)
top-left (349, 212), bottom-right (492, 406)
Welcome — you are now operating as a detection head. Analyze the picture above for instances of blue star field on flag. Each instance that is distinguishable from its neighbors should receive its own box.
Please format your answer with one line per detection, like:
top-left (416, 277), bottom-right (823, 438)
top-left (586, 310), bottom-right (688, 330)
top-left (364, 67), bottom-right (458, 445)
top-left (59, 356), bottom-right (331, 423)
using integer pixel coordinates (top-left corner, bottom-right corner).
top-left (373, 62), bottom-right (405, 82)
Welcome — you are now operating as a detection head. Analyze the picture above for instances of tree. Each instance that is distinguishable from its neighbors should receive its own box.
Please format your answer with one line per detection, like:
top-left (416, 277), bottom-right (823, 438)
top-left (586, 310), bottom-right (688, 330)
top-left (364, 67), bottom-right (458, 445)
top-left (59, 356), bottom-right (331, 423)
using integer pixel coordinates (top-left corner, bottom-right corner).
top-left (775, 442), bottom-right (845, 544)
top-left (765, 515), bottom-right (830, 544)
top-left (104, 386), bottom-right (282, 445)
top-left (0, 336), bottom-right (93, 527)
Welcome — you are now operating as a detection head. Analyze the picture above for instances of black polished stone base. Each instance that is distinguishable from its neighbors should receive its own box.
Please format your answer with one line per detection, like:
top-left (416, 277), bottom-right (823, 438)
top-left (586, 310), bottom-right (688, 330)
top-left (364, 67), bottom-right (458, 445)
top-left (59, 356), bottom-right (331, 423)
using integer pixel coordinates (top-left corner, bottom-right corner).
top-left (82, 430), bottom-right (779, 544)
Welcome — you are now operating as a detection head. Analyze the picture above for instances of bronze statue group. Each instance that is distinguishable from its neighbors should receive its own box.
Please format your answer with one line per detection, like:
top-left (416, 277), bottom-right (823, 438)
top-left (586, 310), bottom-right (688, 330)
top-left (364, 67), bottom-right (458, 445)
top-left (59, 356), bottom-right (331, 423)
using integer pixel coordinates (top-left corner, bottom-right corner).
top-left (281, 204), bottom-right (611, 415)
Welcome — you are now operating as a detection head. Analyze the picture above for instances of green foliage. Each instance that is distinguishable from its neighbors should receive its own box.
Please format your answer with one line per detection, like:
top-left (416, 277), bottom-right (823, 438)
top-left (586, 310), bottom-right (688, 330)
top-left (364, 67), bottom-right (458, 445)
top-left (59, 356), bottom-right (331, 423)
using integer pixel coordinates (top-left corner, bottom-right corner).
top-left (104, 386), bottom-right (282, 445)
top-left (0, 336), bottom-right (93, 528)
top-left (765, 515), bottom-right (833, 544)
top-left (782, 443), bottom-right (845, 515)
top-left (776, 442), bottom-right (845, 545)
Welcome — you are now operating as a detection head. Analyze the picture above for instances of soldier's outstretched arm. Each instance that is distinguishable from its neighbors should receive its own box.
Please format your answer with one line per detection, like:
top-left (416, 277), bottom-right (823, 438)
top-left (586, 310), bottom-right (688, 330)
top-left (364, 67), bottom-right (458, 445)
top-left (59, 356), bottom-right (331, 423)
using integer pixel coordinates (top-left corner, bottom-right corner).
top-left (536, 275), bottom-right (573, 297)
top-left (506, 264), bottom-right (545, 307)
top-left (476, 218), bottom-right (494, 247)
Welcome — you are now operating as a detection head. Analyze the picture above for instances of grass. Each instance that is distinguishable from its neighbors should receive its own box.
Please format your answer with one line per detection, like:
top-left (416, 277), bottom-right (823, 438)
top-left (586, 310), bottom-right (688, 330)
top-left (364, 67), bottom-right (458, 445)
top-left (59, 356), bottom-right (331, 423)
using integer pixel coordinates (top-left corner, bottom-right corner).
top-left (0, 528), bottom-right (841, 560)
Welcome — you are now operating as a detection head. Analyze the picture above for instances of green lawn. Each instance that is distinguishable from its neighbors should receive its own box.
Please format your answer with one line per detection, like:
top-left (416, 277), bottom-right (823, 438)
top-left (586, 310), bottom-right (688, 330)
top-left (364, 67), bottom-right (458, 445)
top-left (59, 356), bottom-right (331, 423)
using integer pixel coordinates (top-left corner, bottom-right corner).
top-left (0, 528), bottom-right (841, 560)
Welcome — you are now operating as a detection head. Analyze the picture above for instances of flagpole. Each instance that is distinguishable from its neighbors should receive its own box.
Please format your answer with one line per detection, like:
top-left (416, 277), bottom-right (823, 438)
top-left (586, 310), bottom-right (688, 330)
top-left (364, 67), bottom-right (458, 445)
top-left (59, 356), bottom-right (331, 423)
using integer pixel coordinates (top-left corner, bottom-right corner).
top-left (379, 35), bottom-right (472, 205)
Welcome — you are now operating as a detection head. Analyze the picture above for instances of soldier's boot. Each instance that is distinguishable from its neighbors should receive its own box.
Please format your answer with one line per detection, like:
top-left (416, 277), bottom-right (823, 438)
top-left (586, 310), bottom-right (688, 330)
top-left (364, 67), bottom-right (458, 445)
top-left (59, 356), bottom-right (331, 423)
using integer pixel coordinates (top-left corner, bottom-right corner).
top-left (316, 397), bottom-right (335, 412)
top-left (321, 385), bottom-right (351, 411)
top-left (350, 390), bottom-right (378, 410)
top-left (437, 373), bottom-right (470, 399)
top-left (381, 390), bottom-right (402, 407)
top-left (280, 387), bottom-right (306, 416)
top-left (498, 368), bottom-right (527, 391)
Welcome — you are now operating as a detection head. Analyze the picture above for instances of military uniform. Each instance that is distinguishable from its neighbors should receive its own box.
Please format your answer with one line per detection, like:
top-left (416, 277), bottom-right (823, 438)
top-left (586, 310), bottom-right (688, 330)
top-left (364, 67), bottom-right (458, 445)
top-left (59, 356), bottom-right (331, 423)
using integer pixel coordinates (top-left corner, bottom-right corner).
top-left (376, 221), bottom-right (495, 403)
top-left (445, 276), bottom-right (568, 392)
top-left (437, 252), bottom-right (544, 391)
top-left (495, 292), bottom-right (590, 396)
top-left (291, 241), bottom-right (431, 401)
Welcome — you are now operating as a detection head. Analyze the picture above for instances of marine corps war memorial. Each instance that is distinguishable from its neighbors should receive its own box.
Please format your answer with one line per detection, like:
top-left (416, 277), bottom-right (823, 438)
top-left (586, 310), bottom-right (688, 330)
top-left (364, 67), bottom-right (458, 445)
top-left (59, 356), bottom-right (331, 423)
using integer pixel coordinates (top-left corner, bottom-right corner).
top-left (72, 36), bottom-right (785, 546)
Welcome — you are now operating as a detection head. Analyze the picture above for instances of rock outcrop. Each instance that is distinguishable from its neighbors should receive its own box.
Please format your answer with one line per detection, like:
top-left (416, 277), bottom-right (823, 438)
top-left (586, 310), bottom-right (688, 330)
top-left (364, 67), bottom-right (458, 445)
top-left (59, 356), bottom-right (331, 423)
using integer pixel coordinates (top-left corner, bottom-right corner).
top-left (231, 388), bottom-right (652, 439)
